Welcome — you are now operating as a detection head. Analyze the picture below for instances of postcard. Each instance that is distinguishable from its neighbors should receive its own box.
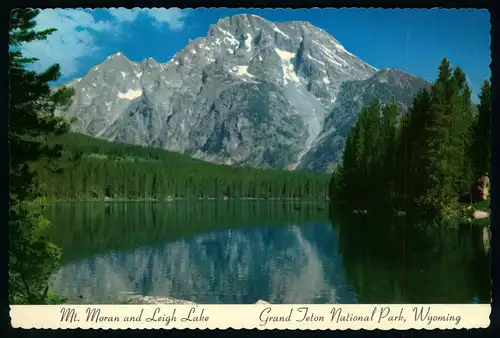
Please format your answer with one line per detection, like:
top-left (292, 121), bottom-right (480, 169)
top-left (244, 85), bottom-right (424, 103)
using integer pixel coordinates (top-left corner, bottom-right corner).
top-left (8, 7), bottom-right (491, 330)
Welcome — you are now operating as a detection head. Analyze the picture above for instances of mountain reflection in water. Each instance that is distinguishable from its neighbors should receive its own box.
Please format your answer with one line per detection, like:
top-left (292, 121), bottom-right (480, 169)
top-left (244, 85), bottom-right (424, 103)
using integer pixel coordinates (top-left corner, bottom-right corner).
top-left (44, 202), bottom-right (490, 304)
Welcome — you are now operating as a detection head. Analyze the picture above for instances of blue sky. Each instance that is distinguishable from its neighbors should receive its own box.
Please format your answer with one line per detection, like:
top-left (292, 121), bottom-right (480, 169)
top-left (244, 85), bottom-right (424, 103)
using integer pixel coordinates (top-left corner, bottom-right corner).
top-left (24, 8), bottom-right (490, 101)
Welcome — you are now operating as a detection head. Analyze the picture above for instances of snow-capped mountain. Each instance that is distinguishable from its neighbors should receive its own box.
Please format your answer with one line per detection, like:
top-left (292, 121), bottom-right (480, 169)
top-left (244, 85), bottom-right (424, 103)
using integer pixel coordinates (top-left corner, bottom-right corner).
top-left (57, 14), bottom-right (428, 171)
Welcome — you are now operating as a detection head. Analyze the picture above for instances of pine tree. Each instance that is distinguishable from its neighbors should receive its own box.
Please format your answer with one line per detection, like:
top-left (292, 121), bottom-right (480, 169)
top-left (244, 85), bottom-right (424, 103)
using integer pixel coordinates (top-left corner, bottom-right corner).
top-left (361, 98), bottom-right (383, 207)
top-left (394, 87), bottom-right (432, 213)
top-left (414, 58), bottom-right (458, 219)
top-left (9, 9), bottom-right (74, 304)
top-left (452, 69), bottom-right (475, 192)
top-left (470, 79), bottom-right (491, 177)
top-left (409, 59), bottom-right (474, 221)
top-left (379, 99), bottom-right (399, 203)
top-left (339, 120), bottom-right (361, 205)
top-left (363, 98), bottom-right (382, 175)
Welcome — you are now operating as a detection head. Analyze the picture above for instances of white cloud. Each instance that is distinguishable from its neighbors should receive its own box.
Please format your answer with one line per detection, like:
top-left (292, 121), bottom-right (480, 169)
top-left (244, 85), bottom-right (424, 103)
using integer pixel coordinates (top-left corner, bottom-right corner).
top-left (142, 8), bottom-right (191, 30)
top-left (107, 8), bottom-right (190, 30)
top-left (20, 8), bottom-right (191, 78)
top-left (107, 8), bottom-right (140, 23)
top-left (21, 9), bottom-right (113, 77)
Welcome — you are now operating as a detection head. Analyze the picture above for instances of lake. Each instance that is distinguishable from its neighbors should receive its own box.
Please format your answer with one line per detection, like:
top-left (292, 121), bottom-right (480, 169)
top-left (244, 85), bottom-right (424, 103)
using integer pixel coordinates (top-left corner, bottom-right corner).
top-left (44, 201), bottom-right (491, 304)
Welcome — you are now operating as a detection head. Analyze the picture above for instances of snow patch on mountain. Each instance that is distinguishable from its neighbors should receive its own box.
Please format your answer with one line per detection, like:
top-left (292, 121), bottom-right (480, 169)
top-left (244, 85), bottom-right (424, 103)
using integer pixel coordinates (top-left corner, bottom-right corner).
top-left (118, 89), bottom-right (142, 100)
top-left (270, 23), bottom-right (290, 39)
top-left (306, 53), bottom-right (326, 67)
top-left (244, 33), bottom-right (252, 52)
top-left (217, 27), bottom-right (238, 45)
top-left (275, 48), bottom-right (300, 85)
top-left (234, 66), bottom-right (255, 78)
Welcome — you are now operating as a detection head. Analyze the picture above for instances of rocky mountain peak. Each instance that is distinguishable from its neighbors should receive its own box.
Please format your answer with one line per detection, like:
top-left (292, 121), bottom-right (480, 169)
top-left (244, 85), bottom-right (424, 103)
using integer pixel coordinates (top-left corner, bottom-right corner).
top-left (58, 15), bottom-right (428, 172)
top-left (369, 68), bottom-right (430, 89)
top-left (140, 57), bottom-right (160, 67)
top-left (374, 68), bottom-right (412, 78)
top-left (108, 51), bottom-right (126, 58)
top-left (91, 51), bottom-right (138, 81)
top-left (102, 51), bottom-right (131, 65)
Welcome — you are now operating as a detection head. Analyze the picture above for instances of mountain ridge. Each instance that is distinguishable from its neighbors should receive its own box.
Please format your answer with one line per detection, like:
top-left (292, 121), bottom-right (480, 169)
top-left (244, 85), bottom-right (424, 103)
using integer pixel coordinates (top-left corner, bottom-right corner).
top-left (56, 13), bottom-right (429, 172)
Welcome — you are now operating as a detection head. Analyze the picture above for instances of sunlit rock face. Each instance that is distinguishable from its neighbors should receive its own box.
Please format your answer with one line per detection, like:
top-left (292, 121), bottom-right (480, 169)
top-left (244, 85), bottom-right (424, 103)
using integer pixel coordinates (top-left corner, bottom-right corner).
top-left (58, 14), bottom-right (427, 171)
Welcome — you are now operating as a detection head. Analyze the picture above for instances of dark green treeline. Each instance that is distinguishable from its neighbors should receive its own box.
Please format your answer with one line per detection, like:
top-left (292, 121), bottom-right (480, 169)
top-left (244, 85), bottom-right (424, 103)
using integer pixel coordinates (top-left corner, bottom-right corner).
top-left (33, 133), bottom-right (331, 200)
top-left (330, 58), bottom-right (492, 223)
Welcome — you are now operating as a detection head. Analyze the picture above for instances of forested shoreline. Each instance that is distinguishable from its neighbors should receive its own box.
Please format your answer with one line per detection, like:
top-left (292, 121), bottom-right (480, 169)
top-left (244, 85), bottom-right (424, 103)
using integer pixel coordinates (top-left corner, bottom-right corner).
top-left (32, 132), bottom-right (331, 201)
top-left (330, 58), bottom-right (491, 225)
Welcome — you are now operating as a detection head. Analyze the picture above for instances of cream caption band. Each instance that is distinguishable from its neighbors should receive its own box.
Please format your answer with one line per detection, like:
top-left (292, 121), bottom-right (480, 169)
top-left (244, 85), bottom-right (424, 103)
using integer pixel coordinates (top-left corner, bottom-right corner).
top-left (11, 304), bottom-right (491, 330)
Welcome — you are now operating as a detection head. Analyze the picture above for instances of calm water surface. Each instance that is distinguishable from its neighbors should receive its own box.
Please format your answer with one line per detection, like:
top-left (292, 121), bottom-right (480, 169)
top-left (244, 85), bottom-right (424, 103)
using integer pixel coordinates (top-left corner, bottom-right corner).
top-left (44, 201), bottom-right (491, 304)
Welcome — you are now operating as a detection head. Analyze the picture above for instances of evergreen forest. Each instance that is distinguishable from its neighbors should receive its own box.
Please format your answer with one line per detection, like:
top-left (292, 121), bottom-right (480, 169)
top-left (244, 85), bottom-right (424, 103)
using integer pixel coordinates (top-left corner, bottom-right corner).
top-left (330, 58), bottom-right (492, 225)
top-left (32, 132), bottom-right (331, 200)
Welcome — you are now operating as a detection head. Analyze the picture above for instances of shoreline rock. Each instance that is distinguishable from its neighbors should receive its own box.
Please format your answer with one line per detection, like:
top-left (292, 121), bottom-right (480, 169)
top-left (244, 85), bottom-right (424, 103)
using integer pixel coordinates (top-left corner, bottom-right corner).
top-left (124, 295), bottom-right (271, 305)
top-left (125, 296), bottom-right (195, 304)
top-left (472, 210), bottom-right (489, 220)
top-left (483, 227), bottom-right (491, 252)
